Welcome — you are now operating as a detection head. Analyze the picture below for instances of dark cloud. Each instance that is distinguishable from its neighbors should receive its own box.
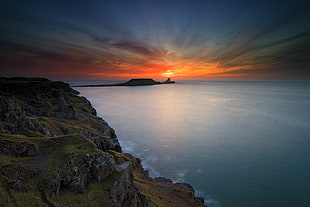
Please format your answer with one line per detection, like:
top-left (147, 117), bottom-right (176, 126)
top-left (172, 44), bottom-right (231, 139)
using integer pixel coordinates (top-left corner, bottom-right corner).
top-left (111, 42), bottom-right (159, 57)
top-left (93, 35), bottom-right (165, 58)
top-left (211, 65), bottom-right (310, 79)
top-left (257, 30), bottom-right (310, 49)
top-left (0, 40), bottom-right (72, 61)
top-left (213, 17), bottom-right (310, 72)
top-left (240, 17), bottom-right (293, 48)
top-left (216, 18), bottom-right (292, 62)
top-left (93, 36), bottom-right (111, 43)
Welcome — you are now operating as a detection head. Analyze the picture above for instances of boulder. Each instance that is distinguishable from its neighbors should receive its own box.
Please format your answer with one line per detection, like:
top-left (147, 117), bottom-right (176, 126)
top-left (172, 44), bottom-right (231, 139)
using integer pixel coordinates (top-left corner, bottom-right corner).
top-left (45, 152), bottom-right (115, 195)
top-left (11, 180), bottom-right (28, 193)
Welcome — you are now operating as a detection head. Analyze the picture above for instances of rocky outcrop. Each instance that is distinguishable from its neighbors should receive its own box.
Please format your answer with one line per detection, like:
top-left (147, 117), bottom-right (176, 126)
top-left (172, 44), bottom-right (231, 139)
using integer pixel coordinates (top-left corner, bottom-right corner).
top-left (162, 77), bottom-right (175, 84)
top-left (0, 77), bottom-right (205, 207)
top-left (44, 152), bottom-right (116, 195)
top-left (11, 180), bottom-right (28, 193)
top-left (39, 152), bottom-right (149, 206)
top-left (176, 183), bottom-right (205, 206)
top-left (0, 78), bottom-right (80, 120)
top-left (0, 77), bottom-right (121, 152)
top-left (0, 138), bottom-right (40, 157)
top-left (111, 151), bottom-right (206, 207)
top-left (80, 127), bottom-right (122, 152)
top-left (111, 162), bottom-right (147, 207)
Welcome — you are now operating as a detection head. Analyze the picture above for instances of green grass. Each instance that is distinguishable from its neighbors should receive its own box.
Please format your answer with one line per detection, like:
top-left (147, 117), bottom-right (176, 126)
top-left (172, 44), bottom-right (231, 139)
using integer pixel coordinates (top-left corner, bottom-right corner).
top-left (0, 133), bottom-right (106, 207)
top-left (37, 117), bottom-right (104, 138)
top-left (46, 169), bottom-right (124, 207)
top-left (41, 134), bottom-right (100, 177)
top-left (18, 130), bottom-right (42, 137)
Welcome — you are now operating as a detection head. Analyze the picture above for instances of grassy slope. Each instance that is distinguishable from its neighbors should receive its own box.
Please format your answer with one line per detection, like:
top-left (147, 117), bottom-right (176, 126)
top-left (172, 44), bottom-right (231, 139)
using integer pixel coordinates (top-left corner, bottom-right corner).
top-left (0, 133), bottom-right (122, 207)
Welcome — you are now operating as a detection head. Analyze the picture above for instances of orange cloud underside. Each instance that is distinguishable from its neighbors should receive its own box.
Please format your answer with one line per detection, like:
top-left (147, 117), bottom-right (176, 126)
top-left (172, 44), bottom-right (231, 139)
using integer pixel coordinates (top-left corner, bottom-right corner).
top-left (81, 41), bottom-right (278, 79)
top-left (5, 48), bottom-right (265, 79)
top-left (91, 58), bottom-right (257, 79)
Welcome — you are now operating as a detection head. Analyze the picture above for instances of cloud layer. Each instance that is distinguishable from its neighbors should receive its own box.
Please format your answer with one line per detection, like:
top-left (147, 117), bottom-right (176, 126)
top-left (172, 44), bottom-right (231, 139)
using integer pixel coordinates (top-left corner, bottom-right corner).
top-left (0, 0), bottom-right (309, 79)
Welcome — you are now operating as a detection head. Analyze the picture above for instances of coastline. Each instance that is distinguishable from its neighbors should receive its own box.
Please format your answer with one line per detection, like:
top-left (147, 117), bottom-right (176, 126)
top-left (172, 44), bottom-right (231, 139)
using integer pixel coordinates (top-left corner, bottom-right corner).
top-left (0, 77), bottom-right (205, 207)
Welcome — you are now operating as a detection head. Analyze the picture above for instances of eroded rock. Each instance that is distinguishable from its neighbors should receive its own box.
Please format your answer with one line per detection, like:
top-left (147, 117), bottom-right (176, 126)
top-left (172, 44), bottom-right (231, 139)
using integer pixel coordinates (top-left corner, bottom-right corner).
top-left (111, 162), bottom-right (147, 207)
top-left (11, 180), bottom-right (28, 193)
top-left (0, 139), bottom-right (40, 157)
top-left (45, 152), bottom-right (115, 195)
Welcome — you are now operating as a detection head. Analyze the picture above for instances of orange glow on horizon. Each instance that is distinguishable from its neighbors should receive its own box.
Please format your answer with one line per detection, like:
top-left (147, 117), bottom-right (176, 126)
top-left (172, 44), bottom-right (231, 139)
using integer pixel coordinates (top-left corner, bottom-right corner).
top-left (6, 36), bottom-right (274, 80)
top-left (87, 48), bottom-right (274, 79)
top-left (91, 62), bottom-right (252, 79)
top-left (90, 59), bottom-right (258, 79)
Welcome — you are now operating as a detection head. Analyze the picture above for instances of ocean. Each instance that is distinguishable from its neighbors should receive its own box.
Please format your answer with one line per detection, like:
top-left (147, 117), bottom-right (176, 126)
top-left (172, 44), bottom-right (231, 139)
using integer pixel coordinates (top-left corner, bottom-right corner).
top-left (72, 80), bottom-right (310, 207)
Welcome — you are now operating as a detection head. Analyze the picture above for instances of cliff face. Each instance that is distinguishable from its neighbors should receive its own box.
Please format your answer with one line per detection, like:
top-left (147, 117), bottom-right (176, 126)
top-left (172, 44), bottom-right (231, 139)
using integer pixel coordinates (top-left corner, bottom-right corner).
top-left (0, 77), bottom-right (205, 207)
top-left (0, 77), bottom-right (121, 152)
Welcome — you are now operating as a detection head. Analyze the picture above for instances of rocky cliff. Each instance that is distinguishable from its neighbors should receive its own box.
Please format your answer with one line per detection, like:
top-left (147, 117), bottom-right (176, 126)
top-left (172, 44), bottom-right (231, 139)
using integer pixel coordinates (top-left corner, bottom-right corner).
top-left (0, 77), bottom-right (205, 207)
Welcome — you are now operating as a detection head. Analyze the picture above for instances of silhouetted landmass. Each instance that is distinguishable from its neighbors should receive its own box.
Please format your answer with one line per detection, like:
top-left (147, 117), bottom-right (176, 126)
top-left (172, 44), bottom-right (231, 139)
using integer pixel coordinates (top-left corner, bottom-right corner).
top-left (75, 78), bottom-right (175, 87)
top-left (117, 78), bottom-right (160, 86)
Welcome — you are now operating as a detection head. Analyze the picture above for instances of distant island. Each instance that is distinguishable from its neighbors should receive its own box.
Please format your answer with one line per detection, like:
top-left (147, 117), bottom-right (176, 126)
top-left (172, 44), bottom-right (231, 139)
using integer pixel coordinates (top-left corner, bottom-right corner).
top-left (75, 78), bottom-right (175, 87)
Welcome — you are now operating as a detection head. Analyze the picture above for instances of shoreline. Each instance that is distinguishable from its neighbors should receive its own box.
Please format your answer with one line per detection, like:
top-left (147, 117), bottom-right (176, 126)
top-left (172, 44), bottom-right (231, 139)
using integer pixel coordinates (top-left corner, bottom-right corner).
top-left (0, 77), bottom-right (206, 207)
top-left (119, 139), bottom-right (210, 205)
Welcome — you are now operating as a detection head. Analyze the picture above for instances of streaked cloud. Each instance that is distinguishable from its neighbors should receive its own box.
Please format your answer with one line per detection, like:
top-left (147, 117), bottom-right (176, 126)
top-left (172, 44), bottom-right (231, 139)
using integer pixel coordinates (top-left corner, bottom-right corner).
top-left (0, 0), bottom-right (309, 79)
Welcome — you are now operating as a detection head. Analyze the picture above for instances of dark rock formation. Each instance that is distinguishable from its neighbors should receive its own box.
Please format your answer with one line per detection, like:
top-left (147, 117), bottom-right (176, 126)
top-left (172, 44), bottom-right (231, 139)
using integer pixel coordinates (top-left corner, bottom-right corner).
top-left (117, 78), bottom-right (160, 86)
top-left (0, 77), bottom-right (80, 120)
top-left (162, 77), bottom-right (175, 84)
top-left (111, 151), bottom-right (206, 207)
top-left (0, 77), bottom-right (121, 152)
top-left (11, 180), bottom-right (28, 193)
top-left (0, 138), bottom-right (40, 157)
top-left (75, 77), bottom-right (175, 87)
top-left (0, 77), bottom-right (205, 207)
top-left (44, 152), bottom-right (116, 195)
top-left (111, 162), bottom-right (147, 207)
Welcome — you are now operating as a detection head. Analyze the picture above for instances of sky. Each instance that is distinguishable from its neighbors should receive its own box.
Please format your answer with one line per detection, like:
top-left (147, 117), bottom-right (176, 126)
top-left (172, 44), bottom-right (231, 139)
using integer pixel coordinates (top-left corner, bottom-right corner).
top-left (0, 0), bottom-right (309, 80)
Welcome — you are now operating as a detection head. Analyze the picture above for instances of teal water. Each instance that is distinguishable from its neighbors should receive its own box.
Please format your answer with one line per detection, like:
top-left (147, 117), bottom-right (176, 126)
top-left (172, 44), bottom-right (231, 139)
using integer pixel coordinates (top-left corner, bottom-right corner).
top-left (75, 81), bottom-right (310, 207)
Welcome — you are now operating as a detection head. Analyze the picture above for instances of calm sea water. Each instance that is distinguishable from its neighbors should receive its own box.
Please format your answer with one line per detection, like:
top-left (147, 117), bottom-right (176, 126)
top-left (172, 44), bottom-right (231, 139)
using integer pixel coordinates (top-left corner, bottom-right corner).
top-left (73, 80), bottom-right (310, 207)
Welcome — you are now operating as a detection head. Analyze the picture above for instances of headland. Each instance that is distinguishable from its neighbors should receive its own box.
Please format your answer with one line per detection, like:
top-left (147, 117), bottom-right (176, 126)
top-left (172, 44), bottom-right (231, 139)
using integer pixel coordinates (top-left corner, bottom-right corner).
top-left (0, 77), bottom-right (204, 207)
top-left (75, 78), bottom-right (175, 87)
